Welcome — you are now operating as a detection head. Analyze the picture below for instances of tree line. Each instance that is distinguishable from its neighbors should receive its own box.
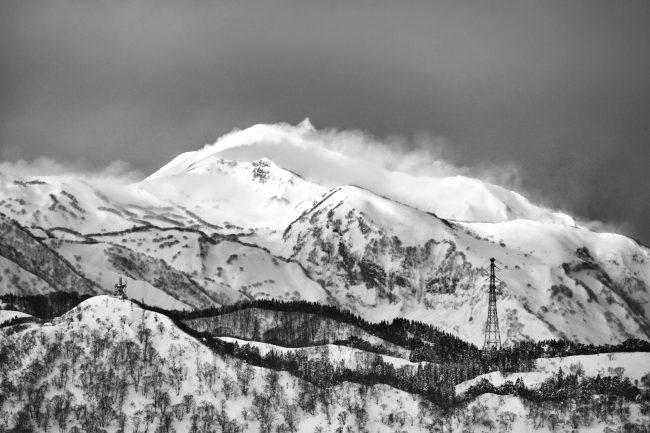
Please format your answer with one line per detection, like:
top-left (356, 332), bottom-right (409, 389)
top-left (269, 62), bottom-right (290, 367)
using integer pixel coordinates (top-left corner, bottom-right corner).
top-left (5, 292), bottom-right (650, 411)
top-left (0, 291), bottom-right (92, 320)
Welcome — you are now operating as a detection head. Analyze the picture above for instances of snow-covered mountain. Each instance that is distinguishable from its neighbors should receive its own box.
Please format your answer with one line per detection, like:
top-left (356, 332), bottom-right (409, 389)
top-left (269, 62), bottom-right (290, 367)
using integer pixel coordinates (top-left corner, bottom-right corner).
top-left (1, 121), bottom-right (648, 346)
top-left (148, 119), bottom-right (576, 226)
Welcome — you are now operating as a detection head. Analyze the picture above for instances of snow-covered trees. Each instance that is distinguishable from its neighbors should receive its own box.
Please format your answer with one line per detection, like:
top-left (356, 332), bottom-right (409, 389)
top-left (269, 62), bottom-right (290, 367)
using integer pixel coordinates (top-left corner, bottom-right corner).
top-left (251, 392), bottom-right (276, 433)
top-left (49, 392), bottom-right (74, 431)
top-left (2, 296), bottom-right (649, 432)
top-left (236, 362), bottom-right (255, 395)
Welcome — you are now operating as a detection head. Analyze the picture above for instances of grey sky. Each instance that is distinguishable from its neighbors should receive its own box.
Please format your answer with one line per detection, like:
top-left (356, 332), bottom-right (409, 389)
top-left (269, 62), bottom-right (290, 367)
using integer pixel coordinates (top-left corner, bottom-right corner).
top-left (1, 0), bottom-right (649, 243)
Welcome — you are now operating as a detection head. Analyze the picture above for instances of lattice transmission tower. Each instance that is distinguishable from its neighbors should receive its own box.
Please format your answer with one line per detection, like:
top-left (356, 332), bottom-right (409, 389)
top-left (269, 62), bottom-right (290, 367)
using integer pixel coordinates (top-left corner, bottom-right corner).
top-left (114, 276), bottom-right (127, 300)
top-left (483, 258), bottom-right (501, 351)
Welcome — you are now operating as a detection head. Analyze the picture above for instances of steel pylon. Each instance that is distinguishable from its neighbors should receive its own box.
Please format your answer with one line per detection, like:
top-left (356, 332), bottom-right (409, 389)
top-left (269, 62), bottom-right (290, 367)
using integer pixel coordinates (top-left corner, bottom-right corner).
top-left (483, 258), bottom-right (501, 351)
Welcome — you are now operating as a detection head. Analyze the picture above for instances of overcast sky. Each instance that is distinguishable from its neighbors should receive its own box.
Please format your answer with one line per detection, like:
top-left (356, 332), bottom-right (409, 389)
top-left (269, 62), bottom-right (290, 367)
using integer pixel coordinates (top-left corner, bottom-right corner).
top-left (1, 0), bottom-right (649, 243)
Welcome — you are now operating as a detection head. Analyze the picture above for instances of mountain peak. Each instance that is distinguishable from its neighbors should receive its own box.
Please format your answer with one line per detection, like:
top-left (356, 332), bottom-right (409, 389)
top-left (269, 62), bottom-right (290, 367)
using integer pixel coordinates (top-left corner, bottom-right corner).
top-left (297, 117), bottom-right (316, 132)
top-left (145, 121), bottom-right (576, 227)
top-left (251, 157), bottom-right (295, 185)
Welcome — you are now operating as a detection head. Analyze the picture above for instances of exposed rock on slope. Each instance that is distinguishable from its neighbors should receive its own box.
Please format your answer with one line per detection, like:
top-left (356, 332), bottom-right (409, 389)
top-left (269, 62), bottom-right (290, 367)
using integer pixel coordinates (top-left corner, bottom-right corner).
top-left (0, 214), bottom-right (99, 295)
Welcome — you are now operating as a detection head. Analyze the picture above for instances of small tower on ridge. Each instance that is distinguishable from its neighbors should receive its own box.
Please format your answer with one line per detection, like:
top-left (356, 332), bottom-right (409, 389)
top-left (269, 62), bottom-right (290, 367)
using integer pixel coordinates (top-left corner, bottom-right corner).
top-left (483, 258), bottom-right (502, 351)
top-left (114, 276), bottom-right (127, 300)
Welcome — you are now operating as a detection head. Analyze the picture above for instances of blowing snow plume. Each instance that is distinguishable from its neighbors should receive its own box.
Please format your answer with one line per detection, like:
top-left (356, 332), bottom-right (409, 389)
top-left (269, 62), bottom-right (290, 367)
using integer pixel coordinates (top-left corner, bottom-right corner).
top-left (149, 120), bottom-right (575, 226)
top-left (0, 157), bottom-right (143, 186)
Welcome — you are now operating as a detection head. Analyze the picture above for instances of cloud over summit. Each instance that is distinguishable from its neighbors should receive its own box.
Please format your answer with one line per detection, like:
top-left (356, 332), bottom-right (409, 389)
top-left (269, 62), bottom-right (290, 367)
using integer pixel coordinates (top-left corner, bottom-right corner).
top-left (1, 0), bottom-right (649, 242)
top-left (204, 119), bottom-right (521, 188)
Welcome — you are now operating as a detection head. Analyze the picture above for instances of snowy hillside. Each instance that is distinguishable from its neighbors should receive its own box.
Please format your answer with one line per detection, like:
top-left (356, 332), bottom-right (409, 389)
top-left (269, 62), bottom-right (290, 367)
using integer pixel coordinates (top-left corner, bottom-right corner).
top-left (1, 295), bottom-right (648, 432)
top-left (0, 120), bottom-right (648, 346)
top-left (456, 351), bottom-right (650, 396)
top-left (0, 309), bottom-right (31, 324)
top-left (215, 337), bottom-right (425, 371)
top-left (0, 296), bottom-right (438, 432)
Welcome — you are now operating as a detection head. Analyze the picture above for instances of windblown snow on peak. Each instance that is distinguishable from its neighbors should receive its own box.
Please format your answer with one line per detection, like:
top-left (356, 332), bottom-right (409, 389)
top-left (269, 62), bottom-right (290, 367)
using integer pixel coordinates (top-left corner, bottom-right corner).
top-left (148, 120), bottom-right (575, 226)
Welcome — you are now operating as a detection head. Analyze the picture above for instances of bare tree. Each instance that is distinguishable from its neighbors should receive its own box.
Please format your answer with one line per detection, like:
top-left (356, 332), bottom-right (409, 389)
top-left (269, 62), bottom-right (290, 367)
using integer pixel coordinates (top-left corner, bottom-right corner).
top-left (215, 402), bottom-right (241, 433)
top-left (198, 402), bottom-right (215, 433)
top-left (547, 413), bottom-right (559, 431)
top-left (264, 370), bottom-right (283, 409)
top-left (237, 364), bottom-right (255, 395)
top-left (131, 413), bottom-right (142, 433)
top-left (153, 390), bottom-right (171, 418)
top-left (282, 403), bottom-right (299, 433)
top-left (49, 391), bottom-right (74, 431)
top-left (222, 377), bottom-right (237, 400)
top-left (352, 406), bottom-right (368, 432)
top-left (142, 406), bottom-right (156, 433)
top-left (25, 384), bottom-right (47, 425)
top-left (181, 394), bottom-right (195, 415)
top-left (252, 392), bottom-right (276, 433)
top-left (168, 364), bottom-right (185, 396)
top-left (156, 412), bottom-right (175, 433)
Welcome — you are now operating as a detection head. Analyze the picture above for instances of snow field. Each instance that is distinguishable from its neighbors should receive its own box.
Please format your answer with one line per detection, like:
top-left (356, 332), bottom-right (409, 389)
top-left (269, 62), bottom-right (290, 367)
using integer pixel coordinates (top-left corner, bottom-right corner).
top-left (456, 352), bottom-right (650, 396)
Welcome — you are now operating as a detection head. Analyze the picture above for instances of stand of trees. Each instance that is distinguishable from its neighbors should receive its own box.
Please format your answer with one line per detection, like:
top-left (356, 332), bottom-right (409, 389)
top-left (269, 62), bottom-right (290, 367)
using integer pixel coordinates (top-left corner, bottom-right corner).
top-left (4, 294), bottom-right (650, 411)
top-left (135, 298), bottom-right (478, 358)
top-left (463, 368), bottom-right (645, 407)
top-left (0, 291), bottom-right (92, 320)
top-left (1, 294), bottom-right (649, 432)
top-left (135, 297), bottom-right (650, 382)
top-left (0, 316), bottom-right (38, 329)
top-left (173, 321), bottom-right (650, 411)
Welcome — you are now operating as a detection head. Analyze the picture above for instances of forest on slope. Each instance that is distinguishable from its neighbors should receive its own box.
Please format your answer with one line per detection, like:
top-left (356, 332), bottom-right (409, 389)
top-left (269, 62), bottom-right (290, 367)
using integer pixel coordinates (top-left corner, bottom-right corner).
top-left (1, 293), bottom-right (649, 432)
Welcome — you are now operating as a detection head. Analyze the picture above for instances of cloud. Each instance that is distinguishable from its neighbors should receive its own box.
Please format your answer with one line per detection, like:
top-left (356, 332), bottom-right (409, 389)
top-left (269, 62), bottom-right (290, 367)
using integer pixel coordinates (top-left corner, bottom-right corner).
top-left (309, 123), bottom-right (525, 191)
top-left (194, 120), bottom-right (573, 224)
top-left (1, 0), bottom-right (648, 242)
top-left (212, 119), bottom-right (524, 193)
top-left (580, 218), bottom-right (633, 238)
top-left (304, 120), bottom-right (644, 241)
top-left (302, 123), bottom-right (459, 177)
top-left (0, 120), bottom-right (642, 239)
top-left (0, 157), bottom-right (144, 184)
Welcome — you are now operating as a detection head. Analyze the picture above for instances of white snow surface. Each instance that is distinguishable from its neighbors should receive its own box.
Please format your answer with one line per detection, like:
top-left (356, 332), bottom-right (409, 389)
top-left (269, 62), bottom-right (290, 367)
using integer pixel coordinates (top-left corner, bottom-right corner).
top-left (216, 336), bottom-right (426, 371)
top-left (456, 352), bottom-right (650, 396)
top-left (0, 309), bottom-right (31, 322)
top-left (1, 296), bottom-right (648, 432)
top-left (3, 296), bottom-right (439, 432)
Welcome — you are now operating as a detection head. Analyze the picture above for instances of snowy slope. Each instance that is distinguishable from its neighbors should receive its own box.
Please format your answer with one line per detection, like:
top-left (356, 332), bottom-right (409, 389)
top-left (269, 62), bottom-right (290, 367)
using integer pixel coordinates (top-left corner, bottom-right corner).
top-left (1, 295), bottom-right (647, 432)
top-left (182, 306), bottom-right (410, 358)
top-left (456, 352), bottom-right (650, 396)
top-left (142, 156), bottom-right (326, 230)
top-left (216, 336), bottom-right (427, 371)
top-left (0, 309), bottom-right (32, 323)
top-left (0, 296), bottom-right (448, 432)
top-left (279, 184), bottom-right (650, 345)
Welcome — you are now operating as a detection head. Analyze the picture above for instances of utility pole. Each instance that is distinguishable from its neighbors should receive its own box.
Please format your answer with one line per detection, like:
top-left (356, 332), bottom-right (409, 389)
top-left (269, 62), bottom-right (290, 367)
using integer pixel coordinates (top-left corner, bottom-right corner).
top-left (483, 258), bottom-right (501, 351)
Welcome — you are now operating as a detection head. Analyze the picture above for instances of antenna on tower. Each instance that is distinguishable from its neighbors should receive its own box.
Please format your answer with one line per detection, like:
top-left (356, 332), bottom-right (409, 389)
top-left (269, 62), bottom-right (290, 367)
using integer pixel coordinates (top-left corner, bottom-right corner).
top-left (114, 276), bottom-right (127, 300)
top-left (483, 258), bottom-right (502, 351)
